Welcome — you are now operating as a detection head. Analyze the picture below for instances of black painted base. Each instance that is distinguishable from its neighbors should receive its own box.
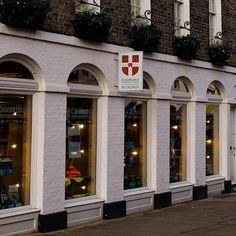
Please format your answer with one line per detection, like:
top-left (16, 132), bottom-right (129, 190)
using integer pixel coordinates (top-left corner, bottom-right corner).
top-left (103, 200), bottom-right (126, 219)
top-left (38, 211), bottom-right (67, 233)
top-left (193, 185), bottom-right (208, 200)
top-left (222, 180), bottom-right (232, 194)
top-left (154, 192), bottom-right (172, 209)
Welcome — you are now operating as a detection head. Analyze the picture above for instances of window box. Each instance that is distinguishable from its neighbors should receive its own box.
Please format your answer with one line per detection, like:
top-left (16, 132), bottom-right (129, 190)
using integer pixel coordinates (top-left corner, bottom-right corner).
top-left (208, 42), bottom-right (230, 66)
top-left (173, 34), bottom-right (201, 60)
top-left (129, 21), bottom-right (161, 52)
top-left (74, 10), bottom-right (111, 42)
top-left (0, 0), bottom-right (49, 30)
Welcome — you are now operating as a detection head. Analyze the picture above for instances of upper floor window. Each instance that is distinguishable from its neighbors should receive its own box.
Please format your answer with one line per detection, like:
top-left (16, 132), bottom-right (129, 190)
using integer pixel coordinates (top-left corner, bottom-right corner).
top-left (75, 0), bottom-right (100, 12)
top-left (174, 0), bottom-right (190, 36)
top-left (209, 0), bottom-right (222, 44)
top-left (131, 0), bottom-right (151, 20)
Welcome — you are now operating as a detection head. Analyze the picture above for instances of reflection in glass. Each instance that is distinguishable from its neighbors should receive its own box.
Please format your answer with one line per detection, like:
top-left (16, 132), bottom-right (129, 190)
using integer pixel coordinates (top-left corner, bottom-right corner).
top-left (124, 100), bottom-right (147, 190)
top-left (170, 103), bottom-right (187, 183)
top-left (0, 94), bottom-right (32, 209)
top-left (68, 69), bottom-right (98, 86)
top-left (206, 104), bottom-right (219, 176)
top-left (65, 97), bottom-right (97, 199)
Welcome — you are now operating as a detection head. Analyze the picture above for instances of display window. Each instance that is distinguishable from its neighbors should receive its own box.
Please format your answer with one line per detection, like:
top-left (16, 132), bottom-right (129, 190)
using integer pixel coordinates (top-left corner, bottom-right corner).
top-left (124, 100), bottom-right (147, 190)
top-left (0, 94), bottom-right (32, 210)
top-left (170, 103), bottom-right (187, 183)
top-left (0, 61), bottom-right (34, 210)
top-left (66, 67), bottom-right (99, 200)
top-left (206, 104), bottom-right (219, 176)
top-left (170, 78), bottom-right (191, 183)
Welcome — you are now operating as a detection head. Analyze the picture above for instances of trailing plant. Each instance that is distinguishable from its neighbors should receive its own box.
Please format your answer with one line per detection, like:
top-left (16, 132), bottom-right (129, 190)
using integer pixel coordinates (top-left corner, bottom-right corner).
top-left (74, 10), bottom-right (111, 42)
top-left (208, 42), bottom-right (230, 66)
top-left (0, 0), bottom-right (49, 30)
top-left (173, 34), bottom-right (201, 60)
top-left (129, 20), bottom-right (161, 52)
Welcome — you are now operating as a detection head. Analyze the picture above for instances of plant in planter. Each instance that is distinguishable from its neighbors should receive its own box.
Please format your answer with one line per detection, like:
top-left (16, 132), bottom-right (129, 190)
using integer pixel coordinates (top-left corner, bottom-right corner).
top-left (208, 42), bottom-right (230, 66)
top-left (74, 10), bottom-right (111, 42)
top-left (129, 20), bottom-right (161, 52)
top-left (0, 0), bottom-right (49, 30)
top-left (173, 34), bottom-right (201, 60)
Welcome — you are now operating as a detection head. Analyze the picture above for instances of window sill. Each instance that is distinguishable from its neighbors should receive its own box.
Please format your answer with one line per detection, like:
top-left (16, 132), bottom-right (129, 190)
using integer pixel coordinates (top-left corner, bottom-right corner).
top-left (169, 181), bottom-right (193, 190)
top-left (0, 206), bottom-right (39, 219)
top-left (65, 196), bottom-right (104, 208)
top-left (124, 187), bottom-right (154, 197)
top-left (205, 175), bottom-right (225, 182)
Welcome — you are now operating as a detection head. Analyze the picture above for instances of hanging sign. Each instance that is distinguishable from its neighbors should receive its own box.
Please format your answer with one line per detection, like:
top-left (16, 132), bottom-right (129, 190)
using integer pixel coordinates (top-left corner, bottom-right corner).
top-left (118, 51), bottom-right (143, 91)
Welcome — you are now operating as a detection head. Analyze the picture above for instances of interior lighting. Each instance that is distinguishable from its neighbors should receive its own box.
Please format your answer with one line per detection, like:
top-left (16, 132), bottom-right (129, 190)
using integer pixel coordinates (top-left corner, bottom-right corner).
top-left (206, 120), bottom-right (211, 124)
top-left (206, 155), bottom-right (211, 159)
top-left (16, 183), bottom-right (20, 188)
top-left (172, 125), bottom-right (178, 130)
top-left (132, 123), bottom-right (138, 127)
top-left (206, 139), bottom-right (212, 144)
top-left (12, 112), bottom-right (17, 116)
top-left (78, 124), bottom-right (84, 129)
top-left (11, 144), bottom-right (17, 149)
top-left (80, 149), bottom-right (85, 154)
top-left (131, 151), bottom-right (138, 156)
top-left (81, 186), bottom-right (86, 190)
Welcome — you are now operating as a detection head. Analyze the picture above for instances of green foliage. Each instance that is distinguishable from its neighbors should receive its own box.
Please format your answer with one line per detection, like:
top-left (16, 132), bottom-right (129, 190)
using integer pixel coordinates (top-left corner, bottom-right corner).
top-left (129, 21), bottom-right (161, 52)
top-left (0, 0), bottom-right (49, 30)
top-left (208, 42), bottom-right (231, 66)
top-left (173, 34), bottom-right (201, 60)
top-left (74, 10), bottom-right (111, 42)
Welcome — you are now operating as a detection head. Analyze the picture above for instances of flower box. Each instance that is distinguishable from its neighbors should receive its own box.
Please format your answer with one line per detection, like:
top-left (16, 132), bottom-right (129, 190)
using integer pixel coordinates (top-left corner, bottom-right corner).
top-left (74, 10), bottom-right (111, 42)
top-left (0, 0), bottom-right (49, 30)
top-left (173, 34), bottom-right (201, 60)
top-left (208, 42), bottom-right (230, 66)
top-left (129, 21), bottom-right (161, 52)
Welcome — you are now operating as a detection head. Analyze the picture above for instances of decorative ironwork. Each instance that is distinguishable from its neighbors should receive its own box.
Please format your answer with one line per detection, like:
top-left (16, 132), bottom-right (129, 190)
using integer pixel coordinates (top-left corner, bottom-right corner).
top-left (214, 31), bottom-right (222, 40)
top-left (76, 0), bottom-right (101, 9)
top-left (179, 21), bottom-right (190, 31)
top-left (136, 9), bottom-right (151, 22)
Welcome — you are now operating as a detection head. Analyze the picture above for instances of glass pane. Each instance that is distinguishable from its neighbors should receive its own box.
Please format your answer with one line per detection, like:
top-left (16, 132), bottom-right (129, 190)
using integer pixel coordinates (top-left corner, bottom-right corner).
top-left (66, 97), bottom-right (97, 199)
top-left (207, 83), bottom-right (221, 95)
top-left (124, 100), bottom-right (147, 190)
top-left (171, 79), bottom-right (189, 93)
top-left (68, 69), bottom-right (99, 86)
top-left (170, 103), bottom-right (187, 183)
top-left (0, 94), bottom-right (32, 209)
top-left (0, 62), bottom-right (34, 80)
top-left (206, 104), bottom-right (219, 176)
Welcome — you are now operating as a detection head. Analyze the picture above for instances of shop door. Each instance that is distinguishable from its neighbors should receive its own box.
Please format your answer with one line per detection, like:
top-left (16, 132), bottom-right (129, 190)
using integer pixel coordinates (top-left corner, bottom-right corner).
top-left (230, 108), bottom-right (236, 183)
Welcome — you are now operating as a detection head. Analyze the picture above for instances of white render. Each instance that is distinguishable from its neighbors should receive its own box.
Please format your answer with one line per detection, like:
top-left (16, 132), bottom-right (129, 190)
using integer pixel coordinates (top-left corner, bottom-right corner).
top-left (0, 23), bottom-right (236, 234)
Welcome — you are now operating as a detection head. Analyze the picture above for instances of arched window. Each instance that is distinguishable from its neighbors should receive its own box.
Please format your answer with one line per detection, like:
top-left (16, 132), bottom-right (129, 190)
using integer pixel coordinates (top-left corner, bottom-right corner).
top-left (170, 78), bottom-right (192, 183)
top-left (65, 67), bottom-right (101, 200)
top-left (205, 82), bottom-right (223, 176)
top-left (124, 77), bottom-right (152, 190)
top-left (0, 60), bottom-right (37, 210)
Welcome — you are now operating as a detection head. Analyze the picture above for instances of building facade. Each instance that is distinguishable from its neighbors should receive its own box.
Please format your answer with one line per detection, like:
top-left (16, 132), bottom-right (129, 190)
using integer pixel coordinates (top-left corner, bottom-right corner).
top-left (0, 0), bottom-right (236, 235)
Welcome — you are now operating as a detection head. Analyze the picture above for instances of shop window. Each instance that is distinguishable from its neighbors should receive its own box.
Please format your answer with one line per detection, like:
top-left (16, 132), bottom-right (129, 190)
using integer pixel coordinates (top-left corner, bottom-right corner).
top-left (131, 0), bottom-right (151, 19)
top-left (170, 78), bottom-right (191, 183)
top-left (0, 94), bottom-right (32, 210)
top-left (66, 68), bottom-right (100, 200)
top-left (206, 82), bottom-right (222, 176)
top-left (0, 61), bottom-right (33, 80)
top-left (209, 0), bottom-right (222, 44)
top-left (124, 100), bottom-right (147, 189)
top-left (206, 104), bottom-right (219, 176)
top-left (174, 0), bottom-right (190, 36)
top-left (170, 103), bottom-right (187, 183)
top-left (75, 0), bottom-right (100, 12)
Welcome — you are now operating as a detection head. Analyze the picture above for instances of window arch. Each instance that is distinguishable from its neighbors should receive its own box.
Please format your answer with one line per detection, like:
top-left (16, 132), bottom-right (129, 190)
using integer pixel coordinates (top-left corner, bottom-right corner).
top-left (66, 66), bottom-right (103, 200)
top-left (205, 81), bottom-right (223, 176)
top-left (170, 77), bottom-right (193, 183)
top-left (0, 59), bottom-right (38, 211)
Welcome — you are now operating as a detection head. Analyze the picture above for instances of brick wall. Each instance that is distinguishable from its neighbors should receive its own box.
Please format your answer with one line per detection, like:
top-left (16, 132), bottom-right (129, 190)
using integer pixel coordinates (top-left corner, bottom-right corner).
top-left (190, 0), bottom-right (209, 61)
top-left (43, 0), bottom-right (74, 35)
top-left (102, 0), bottom-right (130, 46)
top-left (152, 0), bottom-right (174, 55)
top-left (222, 0), bottom-right (236, 67)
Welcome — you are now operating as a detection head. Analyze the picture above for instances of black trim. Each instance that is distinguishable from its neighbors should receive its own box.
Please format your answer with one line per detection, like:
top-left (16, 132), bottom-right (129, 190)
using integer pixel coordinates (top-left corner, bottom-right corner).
top-left (103, 200), bottom-right (126, 219)
top-left (38, 211), bottom-right (67, 233)
top-left (222, 180), bottom-right (232, 194)
top-left (154, 192), bottom-right (172, 209)
top-left (193, 185), bottom-right (208, 200)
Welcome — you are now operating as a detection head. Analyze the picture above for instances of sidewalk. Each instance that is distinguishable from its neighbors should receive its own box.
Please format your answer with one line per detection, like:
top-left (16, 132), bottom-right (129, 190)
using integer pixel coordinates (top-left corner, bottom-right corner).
top-left (26, 193), bottom-right (236, 236)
